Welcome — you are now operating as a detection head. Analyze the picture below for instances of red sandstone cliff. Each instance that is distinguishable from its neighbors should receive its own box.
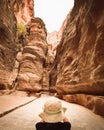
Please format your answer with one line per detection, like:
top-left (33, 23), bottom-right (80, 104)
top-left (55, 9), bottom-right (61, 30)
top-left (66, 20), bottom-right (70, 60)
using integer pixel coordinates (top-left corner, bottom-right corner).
top-left (0, 0), bottom-right (17, 90)
top-left (49, 0), bottom-right (104, 117)
top-left (16, 17), bottom-right (49, 92)
top-left (0, 0), bottom-right (52, 93)
top-left (14, 0), bottom-right (34, 24)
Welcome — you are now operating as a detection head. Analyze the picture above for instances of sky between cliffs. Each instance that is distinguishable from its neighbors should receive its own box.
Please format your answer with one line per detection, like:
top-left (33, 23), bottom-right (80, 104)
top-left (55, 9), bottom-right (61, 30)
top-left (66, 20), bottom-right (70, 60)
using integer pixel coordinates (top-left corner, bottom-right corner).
top-left (35, 0), bottom-right (74, 33)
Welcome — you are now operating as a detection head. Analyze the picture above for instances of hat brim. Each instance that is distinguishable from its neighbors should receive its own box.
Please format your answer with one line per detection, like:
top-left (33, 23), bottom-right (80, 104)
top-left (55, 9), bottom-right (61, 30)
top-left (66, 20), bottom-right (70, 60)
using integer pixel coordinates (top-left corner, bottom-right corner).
top-left (39, 107), bottom-right (67, 123)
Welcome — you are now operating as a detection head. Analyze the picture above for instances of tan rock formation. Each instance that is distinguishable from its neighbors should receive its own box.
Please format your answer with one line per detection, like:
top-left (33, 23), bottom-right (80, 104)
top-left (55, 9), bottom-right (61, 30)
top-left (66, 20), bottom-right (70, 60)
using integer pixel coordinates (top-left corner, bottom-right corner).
top-left (49, 0), bottom-right (104, 117)
top-left (16, 18), bottom-right (49, 92)
top-left (58, 9), bottom-right (72, 43)
top-left (0, 0), bottom-right (17, 90)
top-left (63, 94), bottom-right (104, 117)
top-left (47, 31), bottom-right (59, 53)
top-left (14, 0), bottom-right (34, 25)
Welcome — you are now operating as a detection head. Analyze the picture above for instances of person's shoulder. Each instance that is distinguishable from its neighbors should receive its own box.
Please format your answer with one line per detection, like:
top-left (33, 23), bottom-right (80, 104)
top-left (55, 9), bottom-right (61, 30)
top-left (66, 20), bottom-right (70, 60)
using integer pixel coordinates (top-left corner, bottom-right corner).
top-left (62, 121), bottom-right (71, 127)
top-left (56, 122), bottom-right (71, 125)
top-left (36, 122), bottom-right (46, 125)
top-left (64, 121), bottom-right (71, 125)
top-left (36, 122), bottom-right (47, 129)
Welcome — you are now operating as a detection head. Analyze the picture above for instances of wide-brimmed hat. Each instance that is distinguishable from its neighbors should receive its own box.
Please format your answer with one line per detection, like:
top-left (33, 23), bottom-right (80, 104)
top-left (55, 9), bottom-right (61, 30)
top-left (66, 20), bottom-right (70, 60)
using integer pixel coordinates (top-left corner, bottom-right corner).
top-left (39, 98), bottom-right (66, 123)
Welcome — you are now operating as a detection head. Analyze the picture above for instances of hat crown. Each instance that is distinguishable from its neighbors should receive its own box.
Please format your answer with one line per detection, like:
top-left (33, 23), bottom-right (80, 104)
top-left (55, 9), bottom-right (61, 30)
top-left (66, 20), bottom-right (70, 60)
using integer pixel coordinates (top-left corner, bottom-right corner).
top-left (39, 98), bottom-right (66, 123)
top-left (44, 100), bottom-right (62, 114)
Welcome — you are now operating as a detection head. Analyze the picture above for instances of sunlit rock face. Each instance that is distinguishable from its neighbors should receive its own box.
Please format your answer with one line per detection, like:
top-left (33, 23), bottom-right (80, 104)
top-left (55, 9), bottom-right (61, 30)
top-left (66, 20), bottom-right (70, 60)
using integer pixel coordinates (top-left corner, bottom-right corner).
top-left (16, 18), bottom-right (49, 92)
top-left (47, 31), bottom-right (59, 54)
top-left (0, 0), bottom-right (17, 90)
top-left (49, 0), bottom-right (104, 116)
top-left (58, 10), bottom-right (72, 43)
top-left (47, 12), bottom-right (71, 54)
top-left (14, 0), bottom-right (34, 24)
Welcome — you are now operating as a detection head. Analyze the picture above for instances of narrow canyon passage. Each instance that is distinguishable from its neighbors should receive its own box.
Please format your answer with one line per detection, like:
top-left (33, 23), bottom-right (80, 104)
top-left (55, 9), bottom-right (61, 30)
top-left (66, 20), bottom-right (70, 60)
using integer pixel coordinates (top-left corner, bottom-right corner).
top-left (0, 1), bottom-right (104, 130)
top-left (0, 94), bottom-right (104, 130)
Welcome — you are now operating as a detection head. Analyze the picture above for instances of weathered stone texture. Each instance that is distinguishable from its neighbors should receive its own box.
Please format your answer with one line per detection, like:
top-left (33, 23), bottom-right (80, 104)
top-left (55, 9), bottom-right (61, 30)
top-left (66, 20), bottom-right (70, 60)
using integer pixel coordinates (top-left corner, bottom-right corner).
top-left (0, 0), bottom-right (17, 89)
top-left (16, 18), bottom-right (49, 92)
top-left (63, 94), bottom-right (104, 117)
top-left (47, 31), bottom-right (59, 53)
top-left (14, 0), bottom-right (34, 24)
top-left (49, 0), bottom-right (104, 117)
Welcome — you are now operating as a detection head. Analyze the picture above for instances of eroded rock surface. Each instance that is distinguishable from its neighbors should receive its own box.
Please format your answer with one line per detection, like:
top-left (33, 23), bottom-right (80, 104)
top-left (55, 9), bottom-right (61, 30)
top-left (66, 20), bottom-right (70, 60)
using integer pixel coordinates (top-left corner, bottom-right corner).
top-left (14, 0), bottom-right (34, 24)
top-left (0, 0), bottom-right (17, 90)
top-left (49, 0), bottom-right (104, 117)
top-left (16, 18), bottom-right (49, 92)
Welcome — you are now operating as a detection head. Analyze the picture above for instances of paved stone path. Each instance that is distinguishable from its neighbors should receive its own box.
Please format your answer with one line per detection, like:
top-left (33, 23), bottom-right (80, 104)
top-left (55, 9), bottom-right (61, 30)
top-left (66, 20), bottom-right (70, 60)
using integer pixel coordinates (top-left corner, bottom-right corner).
top-left (0, 94), bottom-right (104, 130)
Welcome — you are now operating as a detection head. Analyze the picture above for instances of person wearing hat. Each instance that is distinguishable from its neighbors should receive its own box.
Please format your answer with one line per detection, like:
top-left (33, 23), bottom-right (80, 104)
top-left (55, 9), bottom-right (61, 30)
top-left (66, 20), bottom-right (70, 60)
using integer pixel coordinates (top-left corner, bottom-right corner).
top-left (36, 98), bottom-right (71, 130)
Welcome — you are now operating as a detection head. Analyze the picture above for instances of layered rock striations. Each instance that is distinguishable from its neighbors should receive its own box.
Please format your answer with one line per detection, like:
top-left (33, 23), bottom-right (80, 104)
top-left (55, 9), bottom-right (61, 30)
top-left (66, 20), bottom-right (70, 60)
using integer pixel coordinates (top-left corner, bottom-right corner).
top-left (16, 18), bottom-right (49, 92)
top-left (0, 0), bottom-right (17, 90)
top-left (14, 0), bottom-right (34, 24)
top-left (0, 0), bottom-right (34, 92)
top-left (49, 0), bottom-right (104, 116)
top-left (47, 31), bottom-right (59, 54)
top-left (0, 0), bottom-right (53, 94)
top-left (13, 0), bottom-right (54, 93)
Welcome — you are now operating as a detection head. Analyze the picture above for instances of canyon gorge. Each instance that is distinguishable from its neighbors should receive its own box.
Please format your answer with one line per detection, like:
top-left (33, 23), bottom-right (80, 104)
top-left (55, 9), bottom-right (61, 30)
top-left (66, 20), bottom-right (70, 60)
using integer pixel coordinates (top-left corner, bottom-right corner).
top-left (0, 0), bottom-right (104, 118)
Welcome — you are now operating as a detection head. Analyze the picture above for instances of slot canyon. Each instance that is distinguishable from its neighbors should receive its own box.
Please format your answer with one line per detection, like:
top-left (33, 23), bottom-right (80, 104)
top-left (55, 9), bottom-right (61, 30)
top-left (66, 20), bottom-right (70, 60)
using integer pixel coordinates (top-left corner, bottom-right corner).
top-left (0, 0), bottom-right (104, 124)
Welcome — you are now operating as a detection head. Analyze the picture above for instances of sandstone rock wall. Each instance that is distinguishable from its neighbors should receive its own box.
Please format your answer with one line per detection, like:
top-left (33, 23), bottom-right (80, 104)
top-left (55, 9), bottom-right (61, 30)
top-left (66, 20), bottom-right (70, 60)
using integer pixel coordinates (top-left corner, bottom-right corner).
top-left (16, 18), bottom-right (49, 92)
top-left (47, 31), bottom-right (59, 53)
top-left (0, 0), bottom-right (53, 94)
top-left (49, 0), bottom-right (104, 117)
top-left (0, 0), bottom-right (17, 90)
top-left (13, 0), bottom-right (55, 93)
top-left (14, 0), bottom-right (34, 24)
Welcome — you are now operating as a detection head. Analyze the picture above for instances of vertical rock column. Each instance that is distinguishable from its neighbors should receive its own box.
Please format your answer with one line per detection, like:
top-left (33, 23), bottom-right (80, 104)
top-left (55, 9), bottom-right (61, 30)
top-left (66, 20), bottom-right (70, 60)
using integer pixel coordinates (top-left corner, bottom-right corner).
top-left (16, 18), bottom-right (48, 92)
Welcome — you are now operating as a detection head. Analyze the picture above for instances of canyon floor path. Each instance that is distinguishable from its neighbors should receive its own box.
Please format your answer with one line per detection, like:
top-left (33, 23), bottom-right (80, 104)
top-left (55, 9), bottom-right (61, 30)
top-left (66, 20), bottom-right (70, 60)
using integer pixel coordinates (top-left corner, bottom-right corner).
top-left (0, 94), bottom-right (104, 130)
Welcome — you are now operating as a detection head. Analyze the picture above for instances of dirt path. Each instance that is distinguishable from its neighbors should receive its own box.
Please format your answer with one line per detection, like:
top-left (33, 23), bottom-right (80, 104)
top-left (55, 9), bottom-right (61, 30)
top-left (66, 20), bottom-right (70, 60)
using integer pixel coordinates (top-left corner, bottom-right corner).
top-left (0, 94), bottom-right (104, 130)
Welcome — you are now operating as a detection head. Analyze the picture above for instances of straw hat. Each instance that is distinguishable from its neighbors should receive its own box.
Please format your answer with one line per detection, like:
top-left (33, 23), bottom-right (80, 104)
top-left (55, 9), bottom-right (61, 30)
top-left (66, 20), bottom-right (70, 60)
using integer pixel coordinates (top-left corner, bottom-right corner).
top-left (39, 98), bottom-right (66, 123)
